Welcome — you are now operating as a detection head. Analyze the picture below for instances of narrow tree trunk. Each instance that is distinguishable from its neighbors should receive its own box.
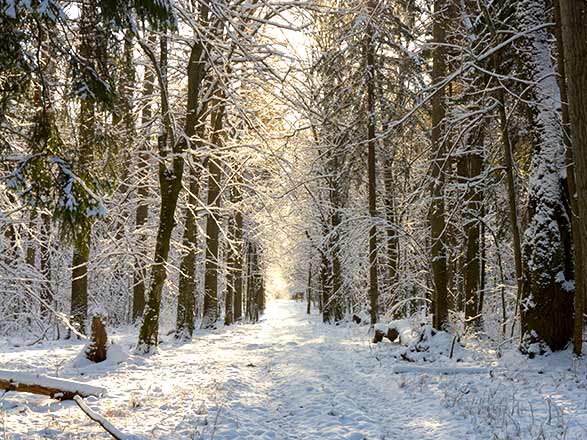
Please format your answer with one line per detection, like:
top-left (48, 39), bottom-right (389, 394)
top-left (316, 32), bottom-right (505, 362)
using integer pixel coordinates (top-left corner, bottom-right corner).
top-left (224, 212), bottom-right (235, 326)
top-left (40, 212), bottom-right (52, 317)
top-left (430, 0), bottom-right (449, 330)
top-left (559, 0), bottom-right (587, 356)
top-left (202, 97), bottom-right (226, 329)
top-left (366, 0), bottom-right (379, 326)
top-left (383, 156), bottom-right (399, 295)
top-left (132, 31), bottom-right (156, 322)
top-left (176, 175), bottom-right (199, 337)
top-left (463, 129), bottom-right (484, 331)
top-left (233, 181), bottom-right (244, 322)
top-left (307, 263), bottom-right (312, 315)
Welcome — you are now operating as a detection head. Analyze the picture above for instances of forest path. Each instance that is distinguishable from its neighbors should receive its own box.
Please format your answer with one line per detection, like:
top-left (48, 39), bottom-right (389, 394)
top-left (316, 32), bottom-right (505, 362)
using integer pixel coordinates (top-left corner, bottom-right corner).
top-left (1, 300), bottom-right (478, 439)
top-left (182, 299), bottom-right (477, 440)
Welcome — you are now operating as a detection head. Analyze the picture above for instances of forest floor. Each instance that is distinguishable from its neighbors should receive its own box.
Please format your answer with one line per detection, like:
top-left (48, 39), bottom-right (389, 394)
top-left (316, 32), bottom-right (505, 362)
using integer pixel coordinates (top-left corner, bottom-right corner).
top-left (1, 300), bottom-right (587, 439)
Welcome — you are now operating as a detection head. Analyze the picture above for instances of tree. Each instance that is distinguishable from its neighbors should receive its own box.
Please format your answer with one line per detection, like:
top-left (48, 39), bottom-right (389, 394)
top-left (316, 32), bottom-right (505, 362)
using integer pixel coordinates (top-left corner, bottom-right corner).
top-left (559, 0), bottom-right (587, 356)
top-left (429, 0), bottom-right (449, 330)
top-left (517, 0), bottom-right (574, 352)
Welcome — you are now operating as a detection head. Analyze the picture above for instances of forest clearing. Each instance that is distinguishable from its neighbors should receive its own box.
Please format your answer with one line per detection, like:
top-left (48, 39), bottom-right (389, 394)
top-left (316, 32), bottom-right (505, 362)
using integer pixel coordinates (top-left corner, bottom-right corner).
top-left (1, 0), bottom-right (587, 438)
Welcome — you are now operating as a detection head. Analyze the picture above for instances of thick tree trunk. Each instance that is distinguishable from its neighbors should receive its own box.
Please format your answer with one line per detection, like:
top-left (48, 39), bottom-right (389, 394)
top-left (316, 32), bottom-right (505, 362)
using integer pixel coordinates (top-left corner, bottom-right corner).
top-left (430, 0), bottom-right (449, 330)
top-left (518, 0), bottom-right (574, 352)
top-left (71, 232), bottom-right (90, 336)
top-left (137, 33), bottom-right (184, 352)
top-left (69, 2), bottom-right (96, 336)
top-left (559, 0), bottom-right (587, 356)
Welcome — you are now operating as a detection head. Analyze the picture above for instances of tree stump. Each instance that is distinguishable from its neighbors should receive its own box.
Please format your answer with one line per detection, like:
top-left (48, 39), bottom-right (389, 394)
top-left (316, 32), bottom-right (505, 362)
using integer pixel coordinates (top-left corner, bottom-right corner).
top-left (372, 326), bottom-right (400, 344)
top-left (85, 315), bottom-right (107, 363)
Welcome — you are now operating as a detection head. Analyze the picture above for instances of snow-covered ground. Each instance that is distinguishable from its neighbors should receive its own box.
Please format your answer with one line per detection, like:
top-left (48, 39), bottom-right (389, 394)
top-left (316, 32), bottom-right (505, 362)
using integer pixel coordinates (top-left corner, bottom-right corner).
top-left (1, 300), bottom-right (587, 439)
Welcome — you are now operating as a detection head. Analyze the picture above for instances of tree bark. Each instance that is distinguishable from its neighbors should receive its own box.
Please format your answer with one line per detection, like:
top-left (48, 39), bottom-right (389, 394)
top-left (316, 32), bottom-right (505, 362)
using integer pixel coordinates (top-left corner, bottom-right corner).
top-left (137, 32), bottom-right (184, 352)
top-left (366, 0), bottom-right (379, 326)
top-left (463, 129), bottom-right (484, 330)
top-left (307, 263), bottom-right (312, 315)
top-left (132, 31), bottom-right (156, 322)
top-left (69, 1), bottom-right (96, 336)
top-left (518, 0), bottom-right (574, 352)
top-left (559, 0), bottom-right (587, 356)
top-left (176, 174), bottom-right (199, 337)
top-left (202, 96), bottom-right (226, 329)
top-left (430, 0), bottom-right (449, 330)
top-left (233, 178), bottom-right (244, 322)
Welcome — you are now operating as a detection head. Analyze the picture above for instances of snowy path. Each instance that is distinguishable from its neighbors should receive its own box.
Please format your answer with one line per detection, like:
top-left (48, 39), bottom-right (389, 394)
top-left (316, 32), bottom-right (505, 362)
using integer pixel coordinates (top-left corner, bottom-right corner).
top-left (1, 300), bottom-right (482, 439)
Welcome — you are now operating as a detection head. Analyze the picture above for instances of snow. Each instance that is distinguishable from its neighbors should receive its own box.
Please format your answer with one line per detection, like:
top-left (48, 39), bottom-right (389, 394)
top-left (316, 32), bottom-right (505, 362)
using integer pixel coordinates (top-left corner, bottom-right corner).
top-left (1, 300), bottom-right (586, 439)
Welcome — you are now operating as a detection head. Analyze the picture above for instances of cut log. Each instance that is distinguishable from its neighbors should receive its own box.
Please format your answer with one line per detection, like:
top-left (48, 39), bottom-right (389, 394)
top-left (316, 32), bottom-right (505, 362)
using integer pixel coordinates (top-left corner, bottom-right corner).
top-left (372, 326), bottom-right (400, 344)
top-left (0, 370), bottom-right (106, 400)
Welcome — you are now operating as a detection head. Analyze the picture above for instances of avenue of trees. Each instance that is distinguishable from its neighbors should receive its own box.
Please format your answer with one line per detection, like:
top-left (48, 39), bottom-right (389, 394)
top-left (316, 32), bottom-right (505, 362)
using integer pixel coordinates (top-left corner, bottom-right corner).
top-left (0, 0), bottom-right (586, 357)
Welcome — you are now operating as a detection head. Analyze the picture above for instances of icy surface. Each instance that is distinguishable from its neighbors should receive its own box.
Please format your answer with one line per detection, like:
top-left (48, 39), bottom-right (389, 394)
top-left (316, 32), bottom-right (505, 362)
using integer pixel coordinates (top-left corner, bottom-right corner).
top-left (1, 300), bottom-right (586, 439)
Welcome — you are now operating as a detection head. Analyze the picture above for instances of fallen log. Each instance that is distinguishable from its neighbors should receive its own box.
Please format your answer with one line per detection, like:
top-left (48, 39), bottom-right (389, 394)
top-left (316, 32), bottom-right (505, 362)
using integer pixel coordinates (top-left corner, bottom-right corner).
top-left (0, 370), bottom-right (107, 400)
top-left (74, 396), bottom-right (135, 440)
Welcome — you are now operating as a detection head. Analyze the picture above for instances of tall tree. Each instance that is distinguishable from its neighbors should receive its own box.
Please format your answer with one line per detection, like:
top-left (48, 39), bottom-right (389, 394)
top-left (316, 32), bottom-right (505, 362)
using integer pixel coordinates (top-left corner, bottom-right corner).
top-left (70, 1), bottom-right (98, 336)
top-left (518, 0), bottom-right (574, 352)
top-left (559, 0), bottom-right (587, 356)
top-left (429, 0), bottom-right (449, 330)
top-left (365, 0), bottom-right (379, 326)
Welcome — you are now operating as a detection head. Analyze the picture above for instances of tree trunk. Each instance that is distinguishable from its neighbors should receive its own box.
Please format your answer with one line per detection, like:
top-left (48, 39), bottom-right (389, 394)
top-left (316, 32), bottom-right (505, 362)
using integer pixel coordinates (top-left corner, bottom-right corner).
top-left (70, 2), bottom-right (95, 336)
top-left (307, 263), bottom-right (312, 315)
top-left (132, 31), bottom-right (156, 322)
top-left (176, 174), bottom-right (199, 338)
top-left (366, 0), bottom-right (379, 326)
top-left (518, 0), bottom-right (574, 352)
top-left (202, 97), bottom-right (226, 329)
top-left (137, 32), bottom-right (184, 352)
top-left (224, 211), bottom-right (235, 326)
top-left (463, 129), bottom-right (484, 331)
top-left (383, 156), bottom-right (399, 297)
top-left (40, 212), bottom-right (52, 317)
top-left (559, 0), bottom-right (587, 356)
top-left (233, 180), bottom-right (244, 322)
top-left (430, 0), bottom-right (449, 330)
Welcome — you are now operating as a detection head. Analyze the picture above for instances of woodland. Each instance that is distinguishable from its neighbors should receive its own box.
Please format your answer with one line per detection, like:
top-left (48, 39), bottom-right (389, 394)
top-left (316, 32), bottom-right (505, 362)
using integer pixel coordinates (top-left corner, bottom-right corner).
top-left (1, 0), bottom-right (587, 439)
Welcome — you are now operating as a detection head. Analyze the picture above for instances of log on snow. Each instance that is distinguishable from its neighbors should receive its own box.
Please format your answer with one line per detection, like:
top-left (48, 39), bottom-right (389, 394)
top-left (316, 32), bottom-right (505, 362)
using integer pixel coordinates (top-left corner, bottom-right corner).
top-left (0, 370), bottom-right (107, 400)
